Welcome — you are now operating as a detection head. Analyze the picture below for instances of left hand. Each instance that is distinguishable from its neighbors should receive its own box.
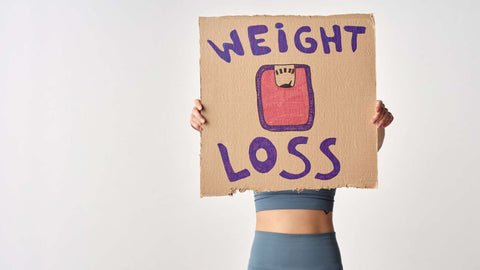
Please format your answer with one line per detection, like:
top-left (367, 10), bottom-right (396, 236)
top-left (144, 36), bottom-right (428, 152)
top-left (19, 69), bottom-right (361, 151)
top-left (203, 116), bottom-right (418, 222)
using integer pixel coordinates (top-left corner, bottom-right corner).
top-left (371, 100), bottom-right (393, 128)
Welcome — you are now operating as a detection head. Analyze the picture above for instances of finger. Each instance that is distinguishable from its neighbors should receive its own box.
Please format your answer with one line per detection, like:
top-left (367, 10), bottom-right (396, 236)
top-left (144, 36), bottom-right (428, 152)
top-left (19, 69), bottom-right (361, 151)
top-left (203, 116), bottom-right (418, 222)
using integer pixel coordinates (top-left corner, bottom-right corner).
top-left (372, 101), bottom-right (385, 123)
top-left (375, 100), bottom-right (384, 113)
top-left (376, 112), bottom-right (391, 128)
top-left (379, 114), bottom-right (392, 128)
top-left (191, 123), bottom-right (200, 132)
top-left (374, 108), bottom-right (388, 126)
top-left (194, 99), bottom-right (203, 110)
top-left (191, 113), bottom-right (202, 127)
top-left (383, 114), bottom-right (394, 128)
top-left (192, 107), bottom-right (205, 123)
top-left (372, 107), bottom-right (386, 124)
top-left (371, 112), bottom-right (380, 124)
top-left (192, 107), bottom-right (206, 123)
top-left (190, 119), bottom-right (201, 131)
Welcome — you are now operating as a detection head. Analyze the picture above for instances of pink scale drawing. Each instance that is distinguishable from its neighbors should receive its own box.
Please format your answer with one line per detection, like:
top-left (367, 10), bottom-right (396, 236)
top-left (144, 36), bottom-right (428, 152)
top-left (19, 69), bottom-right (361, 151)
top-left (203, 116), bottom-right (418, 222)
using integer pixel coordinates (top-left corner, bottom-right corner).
top-left (255, 64), bottom-right (315, 131)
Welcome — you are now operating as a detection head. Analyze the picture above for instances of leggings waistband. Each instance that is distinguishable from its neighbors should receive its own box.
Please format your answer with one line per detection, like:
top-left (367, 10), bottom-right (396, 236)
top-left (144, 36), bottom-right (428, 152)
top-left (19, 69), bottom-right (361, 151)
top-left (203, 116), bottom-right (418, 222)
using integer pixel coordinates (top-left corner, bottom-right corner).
top-left (255, 230), bottom-right (336, 237)
top-left (248, 230), bottom-right (343, 270)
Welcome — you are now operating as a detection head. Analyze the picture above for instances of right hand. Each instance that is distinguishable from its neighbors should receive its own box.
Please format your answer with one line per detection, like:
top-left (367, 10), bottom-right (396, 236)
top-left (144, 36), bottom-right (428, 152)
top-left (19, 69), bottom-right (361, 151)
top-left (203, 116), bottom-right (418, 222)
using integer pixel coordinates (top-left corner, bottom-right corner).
top-left (190, 99), bottom-right (205, 132)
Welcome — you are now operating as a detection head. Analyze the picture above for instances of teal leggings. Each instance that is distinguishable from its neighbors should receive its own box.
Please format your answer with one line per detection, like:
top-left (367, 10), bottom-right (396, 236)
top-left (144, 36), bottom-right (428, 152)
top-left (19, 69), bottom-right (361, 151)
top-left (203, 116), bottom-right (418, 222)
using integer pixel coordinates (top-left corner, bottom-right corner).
top-left (248, 230), bottom-right (343, 270)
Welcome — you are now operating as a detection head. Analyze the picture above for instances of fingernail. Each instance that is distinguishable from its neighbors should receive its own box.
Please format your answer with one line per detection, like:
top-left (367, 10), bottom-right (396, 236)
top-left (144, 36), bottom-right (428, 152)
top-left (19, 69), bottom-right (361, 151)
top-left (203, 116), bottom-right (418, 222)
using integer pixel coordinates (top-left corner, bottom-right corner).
top-left (201, 119), bottom-right (205, 123)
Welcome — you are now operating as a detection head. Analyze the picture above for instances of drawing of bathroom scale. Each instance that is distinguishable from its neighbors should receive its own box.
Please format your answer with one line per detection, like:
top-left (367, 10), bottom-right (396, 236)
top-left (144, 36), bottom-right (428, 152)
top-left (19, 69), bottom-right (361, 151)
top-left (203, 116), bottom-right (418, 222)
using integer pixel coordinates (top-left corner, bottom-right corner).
top-left (255, 64), bottom-right (315, 132)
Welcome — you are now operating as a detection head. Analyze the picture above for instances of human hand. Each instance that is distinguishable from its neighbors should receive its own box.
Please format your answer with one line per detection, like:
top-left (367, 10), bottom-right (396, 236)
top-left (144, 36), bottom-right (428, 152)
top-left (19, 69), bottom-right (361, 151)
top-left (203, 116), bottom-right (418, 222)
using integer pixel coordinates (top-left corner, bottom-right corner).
top-left (371, 100), bottom-right (393, 128)
top-left (190, 99), bottom-right (206, 132)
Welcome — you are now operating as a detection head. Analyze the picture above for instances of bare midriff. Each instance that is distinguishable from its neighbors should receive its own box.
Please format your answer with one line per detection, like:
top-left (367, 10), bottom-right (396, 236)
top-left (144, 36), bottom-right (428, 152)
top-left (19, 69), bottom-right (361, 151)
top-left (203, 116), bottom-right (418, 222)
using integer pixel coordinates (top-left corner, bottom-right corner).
top-left (255, 209), bottom-right (334, 234)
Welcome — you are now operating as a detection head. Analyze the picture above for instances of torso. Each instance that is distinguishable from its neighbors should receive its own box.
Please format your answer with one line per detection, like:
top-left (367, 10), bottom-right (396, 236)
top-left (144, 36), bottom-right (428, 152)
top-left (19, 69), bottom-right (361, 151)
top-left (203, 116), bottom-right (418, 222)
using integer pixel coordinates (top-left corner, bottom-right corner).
top-left (255, 209), bottom-right (334, 234)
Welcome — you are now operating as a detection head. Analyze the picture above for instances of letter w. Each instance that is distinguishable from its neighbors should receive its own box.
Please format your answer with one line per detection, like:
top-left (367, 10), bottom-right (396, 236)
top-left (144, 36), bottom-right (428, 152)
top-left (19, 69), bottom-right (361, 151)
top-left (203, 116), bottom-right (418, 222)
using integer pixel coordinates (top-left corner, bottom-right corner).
top-left (207, 30), bottom-right (244, 63)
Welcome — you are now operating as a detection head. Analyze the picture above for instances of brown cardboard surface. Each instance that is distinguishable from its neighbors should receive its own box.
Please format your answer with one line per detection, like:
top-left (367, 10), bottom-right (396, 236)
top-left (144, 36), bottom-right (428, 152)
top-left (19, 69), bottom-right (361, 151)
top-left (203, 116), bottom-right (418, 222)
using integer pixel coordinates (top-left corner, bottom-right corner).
top-left (199, 14), bottom-right (377, 197)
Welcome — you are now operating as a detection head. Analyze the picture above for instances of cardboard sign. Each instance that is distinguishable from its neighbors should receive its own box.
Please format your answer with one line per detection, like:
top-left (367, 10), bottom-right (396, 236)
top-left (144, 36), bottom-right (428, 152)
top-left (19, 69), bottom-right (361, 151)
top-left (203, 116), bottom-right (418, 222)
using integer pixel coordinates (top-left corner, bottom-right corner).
top-left (199, 14), bottom-right (377, 197)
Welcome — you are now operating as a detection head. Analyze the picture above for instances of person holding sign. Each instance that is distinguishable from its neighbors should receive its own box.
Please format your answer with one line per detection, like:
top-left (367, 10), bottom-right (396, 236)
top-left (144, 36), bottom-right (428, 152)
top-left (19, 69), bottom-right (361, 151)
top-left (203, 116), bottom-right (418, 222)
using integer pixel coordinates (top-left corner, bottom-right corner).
top-left (190, 99), bottom-right (394, 269)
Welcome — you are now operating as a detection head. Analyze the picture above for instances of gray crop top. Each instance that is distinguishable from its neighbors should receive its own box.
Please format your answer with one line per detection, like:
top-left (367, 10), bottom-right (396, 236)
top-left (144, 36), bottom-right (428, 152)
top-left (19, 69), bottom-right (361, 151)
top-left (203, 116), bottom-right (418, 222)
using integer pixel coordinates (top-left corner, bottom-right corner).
top-left (253, 188), bottom-right (336, 212)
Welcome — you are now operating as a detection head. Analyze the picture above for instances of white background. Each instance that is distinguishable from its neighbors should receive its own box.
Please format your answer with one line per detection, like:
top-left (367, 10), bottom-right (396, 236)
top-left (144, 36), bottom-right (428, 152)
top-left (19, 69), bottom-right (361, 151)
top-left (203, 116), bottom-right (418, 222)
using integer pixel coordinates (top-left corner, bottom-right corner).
top-left (1, 0), bottom-right (479, 269)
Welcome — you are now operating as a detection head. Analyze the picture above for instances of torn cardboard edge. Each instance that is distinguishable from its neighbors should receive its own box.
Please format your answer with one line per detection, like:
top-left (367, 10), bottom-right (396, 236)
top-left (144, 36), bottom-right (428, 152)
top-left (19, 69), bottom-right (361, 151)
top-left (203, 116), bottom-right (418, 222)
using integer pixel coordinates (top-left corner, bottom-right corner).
top-left (200, 181), bottom-right (379, 198)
